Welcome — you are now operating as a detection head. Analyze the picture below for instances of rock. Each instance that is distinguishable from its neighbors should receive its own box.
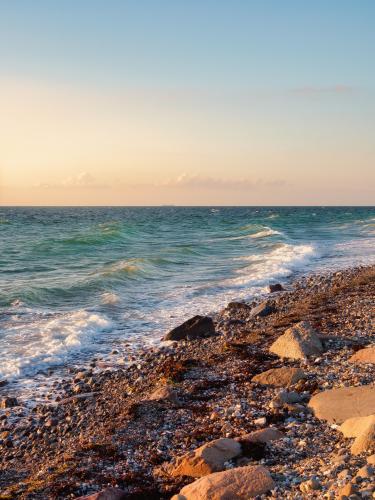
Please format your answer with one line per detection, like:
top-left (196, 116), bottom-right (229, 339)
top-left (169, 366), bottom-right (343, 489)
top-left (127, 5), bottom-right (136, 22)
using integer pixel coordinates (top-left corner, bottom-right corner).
top-left (164, 316), bottom-right (215, 341)
top-left (45, 418), bottom-right (58, 428)
top-left (0, 397), bottom-right (18, 409)
top-left (269, 321), bottom-right (323, 360)
top-left (278, 390), bottom-right (302, 404)
top-left (299, 477), bottom-right (321, 492)
top-left (252, 367), bottom-right (306, 387)
top-left (170, 438), bottom-right (242, 478)
top-left (171, 465), bottom-right (275, 499)
top-left (249, 300), bottom-right (275, 318)
top-left (77, 487), bottom-right (127, 500)
top-left (308, 385), bottom-right (375, 424)
top-left (238, 427), bottom-right (284, 444)
top-left (226, 302), bottom-right (252, 313)
top-left (269, 283), bottom-right (285, 293)
top-left (336, 482), bottom-right (358, 499)
top-left (367, 454), bottom-right (375, 465)
top-left (355, 464), bottom-right (374, 479)
top-left (349, 346), bottom-right (375, 364)
top-left (148, 385), bottom-right (180, 405)
top-left (339, 415), bottom-right (375, 438)
top-left (254, 417), bottom-right (267, 426)
top-left (351, 423), bottom-right (375, 455)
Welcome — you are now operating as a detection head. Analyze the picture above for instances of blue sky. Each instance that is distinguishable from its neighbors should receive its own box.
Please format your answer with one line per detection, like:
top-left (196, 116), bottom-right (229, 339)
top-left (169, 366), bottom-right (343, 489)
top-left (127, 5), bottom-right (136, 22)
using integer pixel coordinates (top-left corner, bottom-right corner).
top-left (0, 1), bottom-right (374, 204)
top-left (1, 1), bottom-right (374, 88)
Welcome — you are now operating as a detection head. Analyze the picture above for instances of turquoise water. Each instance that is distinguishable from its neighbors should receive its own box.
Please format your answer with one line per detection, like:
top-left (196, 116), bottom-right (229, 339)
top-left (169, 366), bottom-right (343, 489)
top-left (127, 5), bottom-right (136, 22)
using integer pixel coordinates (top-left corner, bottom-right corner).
top-left (0, 206), bottom-right (374, 385)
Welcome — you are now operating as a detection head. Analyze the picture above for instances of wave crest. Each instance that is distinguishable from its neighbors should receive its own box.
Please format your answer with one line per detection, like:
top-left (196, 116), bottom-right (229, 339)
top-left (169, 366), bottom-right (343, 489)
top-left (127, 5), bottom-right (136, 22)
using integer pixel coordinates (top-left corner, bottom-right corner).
top-left (229, 243), bottom-right (316, 286)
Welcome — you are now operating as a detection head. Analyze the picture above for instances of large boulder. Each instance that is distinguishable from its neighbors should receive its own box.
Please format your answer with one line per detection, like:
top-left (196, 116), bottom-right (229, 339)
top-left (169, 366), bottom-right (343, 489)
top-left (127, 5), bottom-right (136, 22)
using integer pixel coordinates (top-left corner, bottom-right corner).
top-left (164, 316), bottom-right (215, 341)
top-left (171, 465), bottom-right (275, 499)
top-left (170, 438), bottom-right (242, 478)
top-left (252, 367), bottom-right (306, 387)
top-left (269, 321), bottom-right (323, 360)
top-left (349, 346), bottom-right (375, 364)
top-left (77, 488), bottom-right (127, 500)
top-left (308, 385), bottom-right (375, 424)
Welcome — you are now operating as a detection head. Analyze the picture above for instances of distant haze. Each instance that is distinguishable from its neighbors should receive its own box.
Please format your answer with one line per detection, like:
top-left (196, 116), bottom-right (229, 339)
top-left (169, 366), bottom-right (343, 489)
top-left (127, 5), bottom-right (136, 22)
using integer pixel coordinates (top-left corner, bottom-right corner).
top-left (0, 1), bottom-right (374, 205)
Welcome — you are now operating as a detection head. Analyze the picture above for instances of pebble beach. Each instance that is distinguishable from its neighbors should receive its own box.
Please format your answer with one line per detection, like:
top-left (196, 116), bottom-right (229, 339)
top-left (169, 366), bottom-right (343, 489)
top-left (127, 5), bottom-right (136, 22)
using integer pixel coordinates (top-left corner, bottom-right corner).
top-left (0, 264), bottom-right (374, 499)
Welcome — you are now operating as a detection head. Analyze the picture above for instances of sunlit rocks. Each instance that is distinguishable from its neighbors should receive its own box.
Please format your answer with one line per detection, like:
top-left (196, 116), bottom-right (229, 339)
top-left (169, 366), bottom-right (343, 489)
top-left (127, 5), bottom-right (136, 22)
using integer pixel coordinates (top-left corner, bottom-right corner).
top-left (171, 465), bottom-right (275, 499)
top-left (269, 321), bottom-right (323, 360)
top-left (308, 385), bottom-right (375, 424)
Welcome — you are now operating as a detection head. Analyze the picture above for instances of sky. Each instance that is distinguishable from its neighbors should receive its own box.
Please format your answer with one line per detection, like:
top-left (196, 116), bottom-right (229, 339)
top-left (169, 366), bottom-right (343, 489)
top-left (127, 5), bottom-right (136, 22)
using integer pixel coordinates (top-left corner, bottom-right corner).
top-left (0, 1), bottom-right (374, 205)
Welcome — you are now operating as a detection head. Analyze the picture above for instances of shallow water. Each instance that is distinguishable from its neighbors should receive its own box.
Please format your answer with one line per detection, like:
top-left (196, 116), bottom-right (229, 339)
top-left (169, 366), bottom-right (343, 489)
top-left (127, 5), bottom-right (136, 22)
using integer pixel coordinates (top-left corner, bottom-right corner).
top-left (0, 206), bottom-right (374, 388)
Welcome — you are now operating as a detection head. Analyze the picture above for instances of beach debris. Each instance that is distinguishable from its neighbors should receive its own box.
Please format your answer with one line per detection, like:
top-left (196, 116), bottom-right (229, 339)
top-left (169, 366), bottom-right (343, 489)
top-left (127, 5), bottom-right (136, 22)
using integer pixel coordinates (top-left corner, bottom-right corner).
top-left (171, 465), bottom-right (275, 500)
top-left (170, 438), bottom-right (242, 477)
top-left (252, 366), bottom-right (306, 387)
top-left (269, 321), bottom-right (323, 360)
top-left (308, 384), bottom-right (375, 423)
top-left (164, 315), bottom-right (215, 341)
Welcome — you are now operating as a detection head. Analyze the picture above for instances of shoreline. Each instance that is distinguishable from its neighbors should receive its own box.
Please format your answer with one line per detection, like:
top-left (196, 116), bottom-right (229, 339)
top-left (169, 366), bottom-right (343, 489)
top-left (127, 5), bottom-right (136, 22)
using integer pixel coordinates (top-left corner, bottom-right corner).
top-left (0, 264), bottom-right (374, 499)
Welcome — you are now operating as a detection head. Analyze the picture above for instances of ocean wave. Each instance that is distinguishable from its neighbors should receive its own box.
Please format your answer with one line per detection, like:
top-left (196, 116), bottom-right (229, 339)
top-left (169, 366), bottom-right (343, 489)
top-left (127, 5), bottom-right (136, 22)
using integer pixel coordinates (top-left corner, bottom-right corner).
top-left (228, 243), bottom-right (316, 286)
top-left (249, 228), bottom-right (282, 238)
top-left (101, 259), bottom-right (144, 276)
top-left (219, 227), bottom-right (282, 241)
top-left (0, 310), bottom-right (111, 380)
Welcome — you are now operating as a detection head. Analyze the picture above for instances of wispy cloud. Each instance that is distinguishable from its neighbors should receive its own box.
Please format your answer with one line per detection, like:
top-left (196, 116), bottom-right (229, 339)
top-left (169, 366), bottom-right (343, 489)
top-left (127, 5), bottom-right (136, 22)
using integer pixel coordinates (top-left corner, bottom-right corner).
top-left (154, 173), bottom-right (285, 190)
top-left (35, 172), bottom-right (108, 189)
top-left (292, 85), bottom-right (354, 96)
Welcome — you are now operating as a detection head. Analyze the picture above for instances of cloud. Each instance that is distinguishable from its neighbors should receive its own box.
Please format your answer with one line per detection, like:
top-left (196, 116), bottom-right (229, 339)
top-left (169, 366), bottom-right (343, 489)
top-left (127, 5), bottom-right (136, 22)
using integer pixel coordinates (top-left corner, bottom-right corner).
top-left (292, 85), bottom-right (354, 96)
top-left (35, 172), bottom-right (108, 189)
top-left (154, 173), bottom-right (285, 190)
top-left (33, 172), bottom-right (285, 193)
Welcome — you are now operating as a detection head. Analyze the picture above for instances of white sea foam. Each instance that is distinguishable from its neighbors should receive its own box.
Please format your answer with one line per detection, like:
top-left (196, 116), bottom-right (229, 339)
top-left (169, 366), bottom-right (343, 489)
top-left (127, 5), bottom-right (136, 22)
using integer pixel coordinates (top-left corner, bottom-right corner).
top-left (101, 291), bottom-right (120, 305)
top-left (220, 227), bottom-right (282, 241)
top-left (0, 310), bottom-right (111, 380)
top-left (138, 243), bottom-right (317, 342)
top-left (249, 228), bottom-right (282, 238)
top-left (229, 243), bottom-right (316, 286)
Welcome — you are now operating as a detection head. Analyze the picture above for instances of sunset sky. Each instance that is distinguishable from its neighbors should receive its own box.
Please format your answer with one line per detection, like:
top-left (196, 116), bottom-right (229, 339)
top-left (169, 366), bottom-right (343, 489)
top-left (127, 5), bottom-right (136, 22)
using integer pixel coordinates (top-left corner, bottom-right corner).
top-left (0, 1), bottom-right (374, 205)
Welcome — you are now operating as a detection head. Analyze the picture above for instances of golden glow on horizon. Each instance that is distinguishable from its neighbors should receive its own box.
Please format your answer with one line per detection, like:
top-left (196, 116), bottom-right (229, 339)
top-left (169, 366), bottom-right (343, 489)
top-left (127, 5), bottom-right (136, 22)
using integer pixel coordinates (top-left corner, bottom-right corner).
top-left (0, 79), bottom-right (374, 205)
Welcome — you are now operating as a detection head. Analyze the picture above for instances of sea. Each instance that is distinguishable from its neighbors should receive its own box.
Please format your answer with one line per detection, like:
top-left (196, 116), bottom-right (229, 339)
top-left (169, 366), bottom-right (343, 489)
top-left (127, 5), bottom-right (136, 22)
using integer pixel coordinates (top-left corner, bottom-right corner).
top-left (0, 206), bottom-right (374, 397)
